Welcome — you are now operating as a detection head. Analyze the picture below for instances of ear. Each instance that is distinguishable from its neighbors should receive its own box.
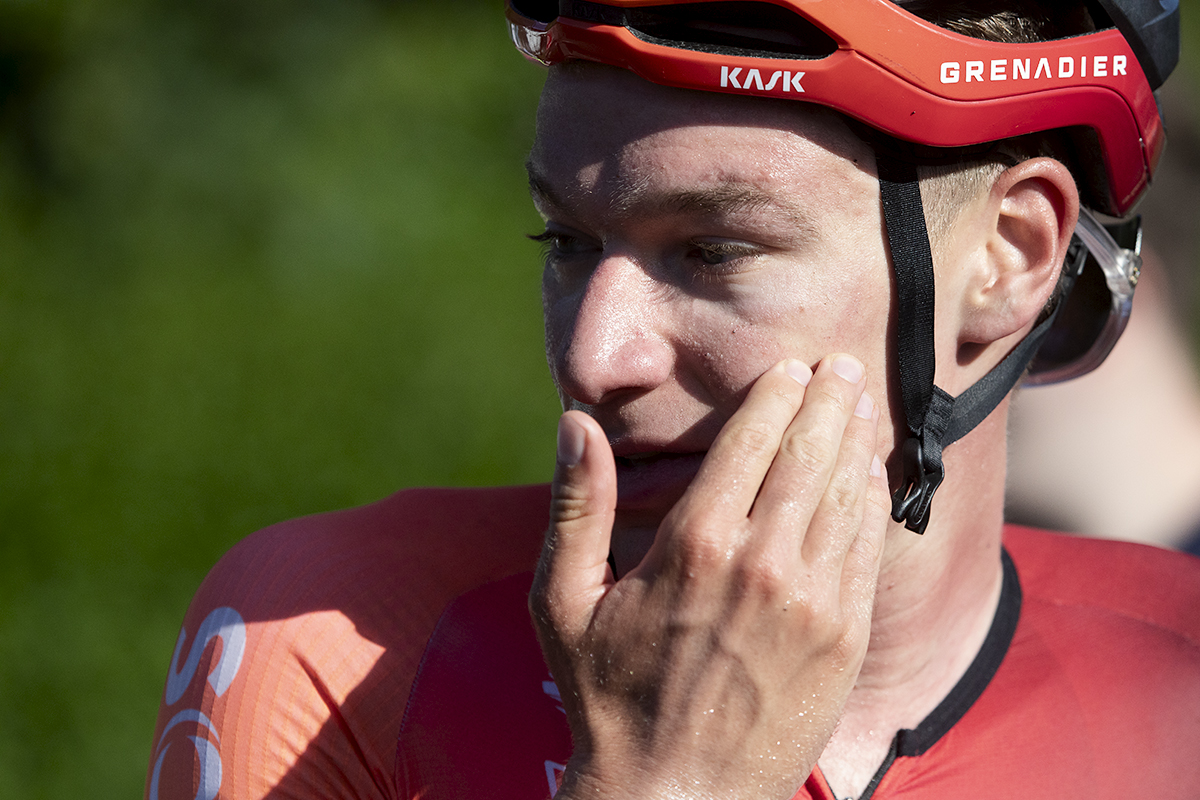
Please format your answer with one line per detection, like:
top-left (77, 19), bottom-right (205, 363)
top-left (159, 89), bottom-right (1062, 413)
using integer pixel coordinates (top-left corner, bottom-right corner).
top-left (957, 157), bottom-right (1079, 348)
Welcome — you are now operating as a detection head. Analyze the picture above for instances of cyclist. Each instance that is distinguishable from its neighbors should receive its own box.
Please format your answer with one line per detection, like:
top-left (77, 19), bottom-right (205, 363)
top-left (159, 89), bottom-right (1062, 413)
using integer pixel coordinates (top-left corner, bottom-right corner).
top-left (148, 2), bottom-right (1200, 799)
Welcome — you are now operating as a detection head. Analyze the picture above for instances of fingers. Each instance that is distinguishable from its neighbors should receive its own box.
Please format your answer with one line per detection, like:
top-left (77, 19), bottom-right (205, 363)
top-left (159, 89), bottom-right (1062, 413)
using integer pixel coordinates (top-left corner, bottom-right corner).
top-left (673, 354), bottom-right (885, 562)
top-left (530, 361), bottom-right (890, 800)
top-left (676, 359), bottom-right (814, 523)
top-left (537, 354), bottom-right (888, 634)
top-left (752, 355), bottom-right (885, 563)
top-left (839, 459), bottom-right (891, 617)
top-left (531, 411), bottom-right (617, 637)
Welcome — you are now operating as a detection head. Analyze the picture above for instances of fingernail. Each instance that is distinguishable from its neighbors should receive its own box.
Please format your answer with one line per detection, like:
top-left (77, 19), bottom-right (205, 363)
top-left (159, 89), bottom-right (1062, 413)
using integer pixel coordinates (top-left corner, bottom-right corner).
top-left (854, 391), bottom-right (874, 420)
top-left (870, 455), bottom-right (883, 478)
top-left (832, 355), bottom-right (864, 385)
top-left (557, 415), bottom-right (585, 467)
top-left (785, 360), bottom-right (812, 386)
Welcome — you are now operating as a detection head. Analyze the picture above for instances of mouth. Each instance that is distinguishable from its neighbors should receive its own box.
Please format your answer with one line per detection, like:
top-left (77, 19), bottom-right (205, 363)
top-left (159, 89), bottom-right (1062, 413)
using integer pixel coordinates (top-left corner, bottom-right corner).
top-left (612, 450), bottom-right (706, 511)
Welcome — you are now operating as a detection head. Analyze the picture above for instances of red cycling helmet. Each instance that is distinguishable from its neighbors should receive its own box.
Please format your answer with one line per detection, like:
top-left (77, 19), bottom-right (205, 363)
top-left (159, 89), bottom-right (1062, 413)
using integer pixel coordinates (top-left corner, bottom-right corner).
top-left (506, 0), bottom-right (1179, 532)
top-left (508, 0), bottom-right (1174, 215)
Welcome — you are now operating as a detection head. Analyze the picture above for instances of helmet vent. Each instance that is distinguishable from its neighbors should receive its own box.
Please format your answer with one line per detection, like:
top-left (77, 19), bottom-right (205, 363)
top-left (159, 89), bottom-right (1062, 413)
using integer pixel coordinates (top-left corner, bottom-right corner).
top-left (510, 0), bottom-right (560, 25)
top-left (624, 2), bottom-right (838, 58)
top-left (550, 0), bottom-right (839, 59)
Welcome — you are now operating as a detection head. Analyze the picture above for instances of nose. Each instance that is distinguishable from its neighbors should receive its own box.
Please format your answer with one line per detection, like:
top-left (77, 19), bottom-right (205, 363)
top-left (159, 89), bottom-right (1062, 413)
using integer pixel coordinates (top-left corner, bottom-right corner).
top-left (545, 253), bottom-right (673, 407)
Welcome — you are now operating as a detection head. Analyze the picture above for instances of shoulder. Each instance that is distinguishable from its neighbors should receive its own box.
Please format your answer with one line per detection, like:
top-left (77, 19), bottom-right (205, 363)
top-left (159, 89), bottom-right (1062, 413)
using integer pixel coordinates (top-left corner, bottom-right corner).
top-left (969, 525), bottom-right (1195, 786)
top-left (996, 526), bottom-right (1200, 789)
top-left (198, 483), bottom-right (551, 612)
top-left (188, 483), bottom-right (551, 654)
top-left (146, 484), bottom-right (550, 800)
top-left (1003, 524), bottom-right (1200, 645)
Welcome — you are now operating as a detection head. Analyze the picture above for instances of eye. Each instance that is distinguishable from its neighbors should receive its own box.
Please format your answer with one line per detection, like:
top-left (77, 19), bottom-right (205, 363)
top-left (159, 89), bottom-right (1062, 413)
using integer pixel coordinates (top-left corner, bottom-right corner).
top-left (528, 229), bottom-right (596, 260)
top-left (685, 239), bottom-right (759, 269)
top-left (693, 245), bottom-right (728, 266)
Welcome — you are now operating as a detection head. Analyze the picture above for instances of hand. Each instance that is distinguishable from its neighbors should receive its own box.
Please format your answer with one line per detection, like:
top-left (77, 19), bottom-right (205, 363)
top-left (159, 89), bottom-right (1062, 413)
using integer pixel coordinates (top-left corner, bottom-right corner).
top-left (529, 355), bottom-right (891, 800)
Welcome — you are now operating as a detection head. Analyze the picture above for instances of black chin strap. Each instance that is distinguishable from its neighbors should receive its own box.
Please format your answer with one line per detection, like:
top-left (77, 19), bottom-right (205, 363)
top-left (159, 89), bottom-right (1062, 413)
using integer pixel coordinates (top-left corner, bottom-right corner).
top-left (877, 156), bottom-right (1072, 534)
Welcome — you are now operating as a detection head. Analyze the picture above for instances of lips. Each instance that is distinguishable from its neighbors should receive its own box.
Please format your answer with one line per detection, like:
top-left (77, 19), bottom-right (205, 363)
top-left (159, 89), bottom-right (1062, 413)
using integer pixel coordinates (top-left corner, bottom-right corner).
top-left (613, 450), bottom-right (706, 511)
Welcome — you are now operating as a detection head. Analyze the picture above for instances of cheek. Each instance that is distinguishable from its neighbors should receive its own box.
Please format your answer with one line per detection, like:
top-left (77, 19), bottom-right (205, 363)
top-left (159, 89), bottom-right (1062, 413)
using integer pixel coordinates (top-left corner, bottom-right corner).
top-left (680, 264), bottom-right (891, 407)
top-left (673, 289), bottom-right (811, 406)
top-left (541, 274), bottom-right (573, 375)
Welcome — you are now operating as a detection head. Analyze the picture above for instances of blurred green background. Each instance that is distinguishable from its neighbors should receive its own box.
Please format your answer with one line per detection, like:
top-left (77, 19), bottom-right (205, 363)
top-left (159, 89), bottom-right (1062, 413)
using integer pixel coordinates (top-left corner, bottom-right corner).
top-left (1, 1), bottom-right (1199, 798)
top-left (0, 1), bottom-right (557, 797)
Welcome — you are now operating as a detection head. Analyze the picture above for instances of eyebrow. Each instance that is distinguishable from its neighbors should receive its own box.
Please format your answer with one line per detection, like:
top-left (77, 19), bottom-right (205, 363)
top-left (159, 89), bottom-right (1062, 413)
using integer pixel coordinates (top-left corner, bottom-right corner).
top-left (525, 159), bottom-right (808, 230)
top-left (526, 164), bottom-right (569, 213)
top-left (660, 185), bottom-right (776, 217)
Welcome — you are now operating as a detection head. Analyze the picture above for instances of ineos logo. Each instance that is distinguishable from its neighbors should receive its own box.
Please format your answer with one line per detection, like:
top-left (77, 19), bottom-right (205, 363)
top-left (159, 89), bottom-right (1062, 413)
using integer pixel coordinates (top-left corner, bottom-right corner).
top-left (543, 677), bottom-right (566, 797)
top-left (149, 607), bottom-right (246, 800)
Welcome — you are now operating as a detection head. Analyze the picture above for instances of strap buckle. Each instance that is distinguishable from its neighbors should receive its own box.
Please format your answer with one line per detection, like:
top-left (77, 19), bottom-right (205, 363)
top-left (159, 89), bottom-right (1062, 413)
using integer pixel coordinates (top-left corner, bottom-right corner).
top-left (890, 435), bottom-right (944, 534)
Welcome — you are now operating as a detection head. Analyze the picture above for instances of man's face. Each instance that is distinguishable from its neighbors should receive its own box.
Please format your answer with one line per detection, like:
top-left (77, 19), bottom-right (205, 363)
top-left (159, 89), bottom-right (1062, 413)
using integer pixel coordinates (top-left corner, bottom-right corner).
top-left (529, 64), bottom-right (898, 539)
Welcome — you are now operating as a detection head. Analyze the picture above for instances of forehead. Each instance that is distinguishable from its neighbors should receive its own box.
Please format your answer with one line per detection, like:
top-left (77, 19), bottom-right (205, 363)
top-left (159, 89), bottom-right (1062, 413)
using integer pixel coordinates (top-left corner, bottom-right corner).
top-left (528, 63), bottom-right (875, 216)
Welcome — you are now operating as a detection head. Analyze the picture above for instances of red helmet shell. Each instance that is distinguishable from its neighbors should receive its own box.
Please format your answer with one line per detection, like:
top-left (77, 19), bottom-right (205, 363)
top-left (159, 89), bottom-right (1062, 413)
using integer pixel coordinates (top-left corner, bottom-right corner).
top-left (508, 0), bottom-right (1164, 216)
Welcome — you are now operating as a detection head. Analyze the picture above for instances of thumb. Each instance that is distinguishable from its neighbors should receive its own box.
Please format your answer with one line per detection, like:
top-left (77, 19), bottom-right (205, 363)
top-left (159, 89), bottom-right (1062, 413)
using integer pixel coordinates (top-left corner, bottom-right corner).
top-left (532, 411), bottom-right (618, 633)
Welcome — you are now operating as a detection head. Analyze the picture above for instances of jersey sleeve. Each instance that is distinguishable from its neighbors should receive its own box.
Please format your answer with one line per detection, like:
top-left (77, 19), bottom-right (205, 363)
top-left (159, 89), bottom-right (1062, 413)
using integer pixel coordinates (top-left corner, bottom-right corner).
top-left (144, 485), bottom-right (550, 800)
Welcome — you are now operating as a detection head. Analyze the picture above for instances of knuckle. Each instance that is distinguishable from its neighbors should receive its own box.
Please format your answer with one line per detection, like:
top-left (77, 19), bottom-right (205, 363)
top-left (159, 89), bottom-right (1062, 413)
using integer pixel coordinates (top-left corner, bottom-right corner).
top-left (725, 418), bottom-right (779, 459)
top-left (550, 485), bottom-right (591, 524)
top-left (551, 474), bottom-right (588, 505)
top-left (825, 473), bottom-right (862, 514)
top-left (811, 379), bottom-right (853, 411)
top-left (846, 530), bottom-right (885, 576)
top-left (778, 425), bottom-right (834, 479)
top-left (673, 528), bottom-right (734, 576)
top-left (764, 375), bottom-right (804, 406)
top-left (797, 587), bottom-right (839, 625)
top-left (735, 553), bottom-right (787, 596)
top-left (841, 417), bottom-right (879, 454)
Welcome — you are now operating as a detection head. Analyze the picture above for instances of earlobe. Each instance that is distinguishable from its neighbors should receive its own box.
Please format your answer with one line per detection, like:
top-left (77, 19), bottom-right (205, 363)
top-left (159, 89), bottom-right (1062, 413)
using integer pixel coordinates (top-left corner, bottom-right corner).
top-left (960, 157), bottom-right (1079, 347)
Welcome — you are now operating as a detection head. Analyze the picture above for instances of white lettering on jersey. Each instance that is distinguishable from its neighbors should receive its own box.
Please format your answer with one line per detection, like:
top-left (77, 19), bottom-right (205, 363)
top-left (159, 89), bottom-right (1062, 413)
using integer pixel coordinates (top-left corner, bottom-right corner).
top-left (165, 606), bottom-right (246, 705)
top-left (155, 708), bottom-right (222, 751)
top-left (150, 734), bottom-right (222, 800)
top-left (545, 761), bottom-right (566, 797)
top-left (543, 678), bottom-right (567, 795)
top-left (542, 679), bottom-right (565, 714)
top-left (154, 607), bottom-right (246, 800)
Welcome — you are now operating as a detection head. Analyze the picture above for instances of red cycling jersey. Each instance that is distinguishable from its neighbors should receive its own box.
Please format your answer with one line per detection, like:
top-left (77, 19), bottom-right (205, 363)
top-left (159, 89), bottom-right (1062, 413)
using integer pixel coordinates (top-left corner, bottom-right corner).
top-left (147, 484), bottom-right (1200, 800)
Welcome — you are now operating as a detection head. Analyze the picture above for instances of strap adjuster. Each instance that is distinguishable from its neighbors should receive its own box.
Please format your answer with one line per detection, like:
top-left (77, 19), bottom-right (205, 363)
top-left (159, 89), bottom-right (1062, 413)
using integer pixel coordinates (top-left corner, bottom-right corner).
top-left (890, 435), bottom-right (944, 534)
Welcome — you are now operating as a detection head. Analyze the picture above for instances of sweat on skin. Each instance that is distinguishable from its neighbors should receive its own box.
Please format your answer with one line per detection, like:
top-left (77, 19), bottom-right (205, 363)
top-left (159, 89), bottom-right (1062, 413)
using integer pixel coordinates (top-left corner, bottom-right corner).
top-left (525, 62), bottom-right (1074, 800)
